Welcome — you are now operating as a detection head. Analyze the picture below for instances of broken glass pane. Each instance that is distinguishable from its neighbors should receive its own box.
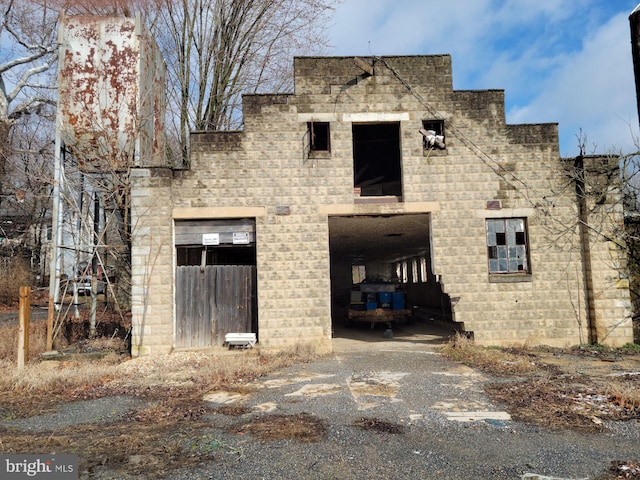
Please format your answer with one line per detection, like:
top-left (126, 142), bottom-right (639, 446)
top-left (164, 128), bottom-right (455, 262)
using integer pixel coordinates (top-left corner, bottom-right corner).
top-left (509, 258), bottom-right (519, 272)
top-left (487, 232), bottom-right (496, 246)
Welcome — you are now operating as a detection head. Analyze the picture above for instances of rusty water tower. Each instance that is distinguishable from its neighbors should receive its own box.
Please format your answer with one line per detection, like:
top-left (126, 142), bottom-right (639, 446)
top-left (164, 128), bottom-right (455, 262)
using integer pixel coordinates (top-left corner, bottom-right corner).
top-left (47, 14), bottom-right (167, 344)
top-left (57, 13), bottom-right (166, 171)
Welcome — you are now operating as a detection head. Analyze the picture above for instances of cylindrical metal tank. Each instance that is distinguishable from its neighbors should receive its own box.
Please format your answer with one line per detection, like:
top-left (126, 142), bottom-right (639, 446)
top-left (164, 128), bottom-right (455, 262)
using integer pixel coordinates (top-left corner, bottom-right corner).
top-left (57, 13), bottom-right (165, 172)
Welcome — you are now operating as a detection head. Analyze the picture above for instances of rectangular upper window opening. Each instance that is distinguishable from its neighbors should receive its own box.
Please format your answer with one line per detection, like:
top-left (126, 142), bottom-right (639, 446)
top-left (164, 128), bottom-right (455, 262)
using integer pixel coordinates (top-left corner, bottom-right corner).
top-left (308, 121), bottom-right (330, 151)
top-left (422, 120), bottom-right (446, 150)
top-left (486, 218), bottom-right (530, 274)
top-left (353, 122), bottom-right (402, 197)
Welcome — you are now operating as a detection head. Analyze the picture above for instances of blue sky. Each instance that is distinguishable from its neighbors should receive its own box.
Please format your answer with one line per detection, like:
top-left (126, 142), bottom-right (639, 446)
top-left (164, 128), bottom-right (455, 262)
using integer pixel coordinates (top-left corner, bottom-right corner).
top-left (326, 0), bottom-right (640, 157)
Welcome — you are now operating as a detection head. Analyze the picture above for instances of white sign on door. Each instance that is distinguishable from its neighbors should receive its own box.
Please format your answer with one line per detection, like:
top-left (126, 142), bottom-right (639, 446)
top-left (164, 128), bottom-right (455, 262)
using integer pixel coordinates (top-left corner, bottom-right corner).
top-left (202, 233), bottom-right (220, 245)
top-left (232, 232), bottom-right (250, 245)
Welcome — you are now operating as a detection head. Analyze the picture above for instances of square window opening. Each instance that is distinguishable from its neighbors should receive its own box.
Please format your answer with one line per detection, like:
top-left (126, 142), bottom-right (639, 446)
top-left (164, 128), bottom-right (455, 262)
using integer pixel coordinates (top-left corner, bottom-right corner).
top-left (421, 120), bottom-right (446, 150)
top-left (308, 122), bottom-right (330, 152)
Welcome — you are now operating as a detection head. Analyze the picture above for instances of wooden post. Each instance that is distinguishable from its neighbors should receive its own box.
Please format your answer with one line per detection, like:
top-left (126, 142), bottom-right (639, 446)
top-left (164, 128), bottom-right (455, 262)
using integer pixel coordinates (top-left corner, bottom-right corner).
top-left (46, 293), bottom-right (54, 351)
top-left (17, 286), bottom-right (31, 368)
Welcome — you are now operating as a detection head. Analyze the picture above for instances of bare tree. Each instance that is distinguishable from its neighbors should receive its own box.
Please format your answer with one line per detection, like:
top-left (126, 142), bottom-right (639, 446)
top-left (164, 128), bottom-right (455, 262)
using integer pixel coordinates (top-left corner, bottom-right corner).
top-left (151, 0), bottom-right (337, 163)
top-left (3, 112), bottom-right (56, 276)
top-left (0, 0), bottom-right (58, 296)
top-left (0, 0), bottom-right (58, 214)
top-left (55, 0), bottom-right (338, 162)
top-left (0, 1), bottom-right (338, 345)
top-left (30, 1), bottom-right (336, 342)
top-left (551, 130), bottom-right (640, 343)
top-left (620, 149), bottom-right (640, 341)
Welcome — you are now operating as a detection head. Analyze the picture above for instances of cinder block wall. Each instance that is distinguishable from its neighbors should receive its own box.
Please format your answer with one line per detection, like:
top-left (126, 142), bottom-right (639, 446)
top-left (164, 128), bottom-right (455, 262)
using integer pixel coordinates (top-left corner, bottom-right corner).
top-left (581, 156), bottom-right (633, 346)
top-left (130, 167), bottom-right (175, 356)
top-left (130, 55), bottom-right (633, 354)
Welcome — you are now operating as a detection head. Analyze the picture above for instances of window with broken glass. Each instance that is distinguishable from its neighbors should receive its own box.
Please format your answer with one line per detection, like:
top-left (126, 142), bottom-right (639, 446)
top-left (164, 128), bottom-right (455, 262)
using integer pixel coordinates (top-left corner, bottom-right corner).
top-left (486, 218), bottom-right (529, 274)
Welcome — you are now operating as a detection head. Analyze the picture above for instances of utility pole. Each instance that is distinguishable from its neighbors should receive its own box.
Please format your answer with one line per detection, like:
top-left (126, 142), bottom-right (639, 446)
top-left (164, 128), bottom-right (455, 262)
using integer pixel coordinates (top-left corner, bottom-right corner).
top-left (46, 134), bottom-right (65, 351)
top-left (90, 190), bottom-right (99, 336)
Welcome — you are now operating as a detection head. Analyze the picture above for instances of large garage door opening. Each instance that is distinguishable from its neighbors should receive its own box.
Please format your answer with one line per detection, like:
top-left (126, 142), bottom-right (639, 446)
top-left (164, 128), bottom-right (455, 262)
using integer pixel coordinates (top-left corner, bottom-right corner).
top-left (328, 214), bottom-right (455, 342)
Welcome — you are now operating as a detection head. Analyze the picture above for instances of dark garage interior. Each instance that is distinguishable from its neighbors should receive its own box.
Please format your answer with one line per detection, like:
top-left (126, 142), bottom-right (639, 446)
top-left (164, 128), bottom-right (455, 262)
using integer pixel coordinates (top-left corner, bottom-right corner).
top-left (328, 213), bottom-right (455, 340)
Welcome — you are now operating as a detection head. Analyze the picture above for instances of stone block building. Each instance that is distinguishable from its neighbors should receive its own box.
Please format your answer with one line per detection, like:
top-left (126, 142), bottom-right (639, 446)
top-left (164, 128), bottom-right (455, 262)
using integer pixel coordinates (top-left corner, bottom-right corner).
top-left (129, 55), bottom-right (633, 356)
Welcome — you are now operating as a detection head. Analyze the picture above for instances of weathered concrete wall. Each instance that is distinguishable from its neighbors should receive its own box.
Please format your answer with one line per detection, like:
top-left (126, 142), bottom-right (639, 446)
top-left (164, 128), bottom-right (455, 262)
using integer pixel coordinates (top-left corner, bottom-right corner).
top-left (130, 167), bottom-right (174, 356)
top-left (131, 55), bottom-right (633, 353)
top-left (579, 156), bottom-right (633, 346)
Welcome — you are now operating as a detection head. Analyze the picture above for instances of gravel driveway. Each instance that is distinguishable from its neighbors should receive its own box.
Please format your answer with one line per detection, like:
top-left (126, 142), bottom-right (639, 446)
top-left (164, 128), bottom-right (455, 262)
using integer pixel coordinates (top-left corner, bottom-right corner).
top-left (5, 322), bottom-right (640, 479)
top-left (174, 331), bottom-right (638, 480)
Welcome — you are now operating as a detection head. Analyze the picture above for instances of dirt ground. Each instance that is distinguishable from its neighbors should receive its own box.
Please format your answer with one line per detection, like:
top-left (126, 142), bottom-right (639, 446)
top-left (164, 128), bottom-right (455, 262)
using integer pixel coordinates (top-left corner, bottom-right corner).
top-left (0, 318), bottom-right (639, 479)
top-left (484, 347), bottom-right (640, 431)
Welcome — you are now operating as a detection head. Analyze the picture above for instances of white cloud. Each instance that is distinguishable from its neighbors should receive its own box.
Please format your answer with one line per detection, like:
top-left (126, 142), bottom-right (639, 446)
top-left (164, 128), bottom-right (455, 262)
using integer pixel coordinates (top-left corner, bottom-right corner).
top-left (508, 12), bottom-right (639, 155)
top-left (328, 0), bottom-right (495, 57)
top-left (327, 1), bottom-right (640, 156)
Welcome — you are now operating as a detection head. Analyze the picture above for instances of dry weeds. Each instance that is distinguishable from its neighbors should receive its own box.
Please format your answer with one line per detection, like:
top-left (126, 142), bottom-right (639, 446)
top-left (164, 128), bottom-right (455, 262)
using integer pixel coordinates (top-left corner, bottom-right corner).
top-left (0, 259), bottom-right (32, 304)
top-left (353, 417), bottom-right (406, 434)
top-left (440, 335), bottom-right (640, 432)
top-left (594, 460), bottom-right (640, 479)
top-left (0, 320), bottom-right (55, 361)
top-left (212, 404), bottom-right (253, 416)
top-left (1, 417), bottom-right (213, 478)
top-left (0, 340), bottom-right (323, 477)
top-left (232, 413), bottom-right (327, 442)
top-left (0, 311), bottom-right (637, 478)
top-left (439, 333), bottom-right (540, 376)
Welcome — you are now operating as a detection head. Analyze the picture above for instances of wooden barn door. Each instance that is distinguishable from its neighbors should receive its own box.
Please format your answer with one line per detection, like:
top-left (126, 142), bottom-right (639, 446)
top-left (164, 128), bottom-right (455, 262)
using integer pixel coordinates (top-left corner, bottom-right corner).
top-left (174, 219), bottom-right (257, 348)
top-left (175, 265), bottom-right (256, 348)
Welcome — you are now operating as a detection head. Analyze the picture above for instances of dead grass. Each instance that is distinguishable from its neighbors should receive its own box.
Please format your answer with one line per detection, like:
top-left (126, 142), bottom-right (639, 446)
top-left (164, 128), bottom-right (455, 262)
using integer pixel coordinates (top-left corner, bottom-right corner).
top-left (1, 323), bottom-right (636, 477)
top-left (439, 333), bottom-right (539, 376)
top-left (212, 404), bottom-right (252, 416)
top-left (596, 460), bottom-right (640, 479)
top-left (0, 417), bottom-right (213, 478)
top-left (0, 341), bottom-right (325, 477)
top-left (0, 259), bottom-right (32, 304)
top-left (440, 334), bottom-right (640, 432)
top-left (0, 355), bottom-right (122, 419)
top-left (0, 320), bottom-right (53, 361)
top-left (0, 341), bottom-right (320, 420)
top-left (103, 346), bottom-right (319, 395)
top-left (232, 413), bottom-right (327, 442)
top-left (353, 417), bottom-right (406, 434)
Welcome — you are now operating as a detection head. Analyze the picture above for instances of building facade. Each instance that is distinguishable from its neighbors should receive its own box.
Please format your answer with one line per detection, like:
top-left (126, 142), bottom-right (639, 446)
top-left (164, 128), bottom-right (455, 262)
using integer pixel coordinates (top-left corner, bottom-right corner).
top-left (129, 55), bottom-right (633, 356)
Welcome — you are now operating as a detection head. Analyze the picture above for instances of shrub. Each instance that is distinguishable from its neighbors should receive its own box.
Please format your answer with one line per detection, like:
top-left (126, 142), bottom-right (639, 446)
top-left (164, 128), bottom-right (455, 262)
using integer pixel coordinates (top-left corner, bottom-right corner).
top-left (0, 258), bottom-right (32, 304)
